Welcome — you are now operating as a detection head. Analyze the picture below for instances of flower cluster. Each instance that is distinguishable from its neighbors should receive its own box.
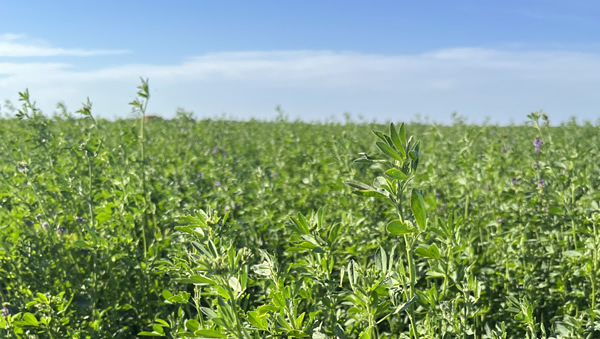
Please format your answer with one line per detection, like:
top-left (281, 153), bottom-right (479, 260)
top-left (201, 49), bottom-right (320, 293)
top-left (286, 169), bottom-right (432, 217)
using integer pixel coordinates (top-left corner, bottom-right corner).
top-left (533, 138), bottom-right (545, 154)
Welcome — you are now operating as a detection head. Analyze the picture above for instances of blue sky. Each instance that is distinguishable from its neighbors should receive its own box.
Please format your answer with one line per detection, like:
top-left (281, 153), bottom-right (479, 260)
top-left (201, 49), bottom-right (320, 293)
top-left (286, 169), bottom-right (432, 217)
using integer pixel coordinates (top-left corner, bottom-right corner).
top-left (1, 0), bottom-right (599, 124)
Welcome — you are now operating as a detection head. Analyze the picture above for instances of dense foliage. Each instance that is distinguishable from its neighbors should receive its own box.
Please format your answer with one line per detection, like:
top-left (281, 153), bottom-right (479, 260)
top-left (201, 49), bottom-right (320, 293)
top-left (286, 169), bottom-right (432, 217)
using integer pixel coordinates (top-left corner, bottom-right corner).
top-left (0, 84), bottom-right (599, 338)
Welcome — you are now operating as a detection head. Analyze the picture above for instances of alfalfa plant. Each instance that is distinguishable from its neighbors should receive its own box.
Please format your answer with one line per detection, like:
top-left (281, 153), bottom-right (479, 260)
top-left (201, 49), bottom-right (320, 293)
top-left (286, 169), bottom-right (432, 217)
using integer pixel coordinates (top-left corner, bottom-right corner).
top-left (129, 77), bottom-right (154, 260)
top-left (142, 209), bottom-right (255, 338)
top-left (345, 123), bottom-right (430, 338)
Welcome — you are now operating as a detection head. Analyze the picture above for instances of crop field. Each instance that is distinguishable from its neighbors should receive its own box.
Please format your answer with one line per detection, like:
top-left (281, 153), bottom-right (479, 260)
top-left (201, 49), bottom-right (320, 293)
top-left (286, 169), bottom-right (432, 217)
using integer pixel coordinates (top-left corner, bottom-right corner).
top-left (0, 83), bottom-right (599, 338)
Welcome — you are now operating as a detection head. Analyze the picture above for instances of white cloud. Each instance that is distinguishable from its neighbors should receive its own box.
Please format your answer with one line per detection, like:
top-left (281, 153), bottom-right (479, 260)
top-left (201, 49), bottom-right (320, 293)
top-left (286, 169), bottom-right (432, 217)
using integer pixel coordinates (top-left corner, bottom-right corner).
top-left (1, 46), bottom-right (600, 123)
top-left (0, 33), bottom-right (130, 57)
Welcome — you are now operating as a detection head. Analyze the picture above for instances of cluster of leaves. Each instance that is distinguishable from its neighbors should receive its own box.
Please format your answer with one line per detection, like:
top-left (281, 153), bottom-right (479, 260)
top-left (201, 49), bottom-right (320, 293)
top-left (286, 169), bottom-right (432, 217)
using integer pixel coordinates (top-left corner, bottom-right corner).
top-left (0, 82), bottom-right (599, 338)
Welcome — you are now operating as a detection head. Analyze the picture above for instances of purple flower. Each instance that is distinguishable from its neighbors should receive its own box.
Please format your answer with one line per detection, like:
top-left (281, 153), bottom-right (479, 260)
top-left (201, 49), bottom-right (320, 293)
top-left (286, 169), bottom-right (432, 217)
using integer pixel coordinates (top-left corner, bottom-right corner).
top-left (512, 178), bottom-right (518, 185)
top-left (533, 138), bottom-right (545, 154)
top-left (538, 178), bottom-right (546, 189)
top-left (2, 307), bottom-right (9, 317)
top-left (41, 221), bottom-right (49, 230)
top-left (497, 218), bottom-right (503, 223)
top-left (214, 181), bottom-right (221, 187)
top-left (197, 172), bottom-right (205, 179)
top-left (211, 147), bottom-right (229, 157)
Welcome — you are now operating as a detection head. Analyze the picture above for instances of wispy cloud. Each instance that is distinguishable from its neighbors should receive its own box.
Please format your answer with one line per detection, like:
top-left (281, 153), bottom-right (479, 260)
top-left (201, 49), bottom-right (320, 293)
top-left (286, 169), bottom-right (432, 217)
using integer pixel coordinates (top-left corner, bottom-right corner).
top-left (513, 8), bottom-right (596, 26)
top-left (1, 44), bottom-right (600, 123)
top-left (0, 33), bottom-right (130, 57)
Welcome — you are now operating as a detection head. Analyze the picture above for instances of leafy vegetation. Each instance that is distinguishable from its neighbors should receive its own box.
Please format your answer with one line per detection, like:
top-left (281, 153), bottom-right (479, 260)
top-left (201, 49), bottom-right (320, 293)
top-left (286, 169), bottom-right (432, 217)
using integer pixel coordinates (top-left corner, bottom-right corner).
top-left (0, 81), bottom-right (599, 338)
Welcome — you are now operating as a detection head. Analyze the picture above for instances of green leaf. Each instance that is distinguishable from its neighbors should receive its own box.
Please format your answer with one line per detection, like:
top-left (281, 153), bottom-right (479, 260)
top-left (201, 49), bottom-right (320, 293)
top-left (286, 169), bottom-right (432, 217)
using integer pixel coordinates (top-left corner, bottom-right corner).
top-left (161, 290), bottom-right (172, 300)
top-left (373, 176), bottom-right (392, 192)
top-left (549, 206), bottom-right (563, 215)
top-left (334, 324), bottom-right (348, 339)
top-left (286, 329), bottom-right (309, 337)
top-left (313, 330), bottom-right (329, 339)
top-left (398, 123), bottom-right (406, 147)
top-left (384, 168), bottom-right (408, 180)
top-left (415, 244), bottom-right (441, 260)
top-left (371, 130), bottom-right (389, 144)
top-left (194, 329), bottom-right (227, 338)
top-left (428, 243), bottom-right (441, 260)
top-left (415, 247), bottom-right (432, 258)
top-left (386, 220), bottom-right (417, 235)
top-left (176, 275), bottom-right (216, 285)
top-left (411, 189), bottom-right (427, 230)
top-left (276, 313), bottom-right (293, 330)
top-left (301, 234), bottom-right (320, 247)
top-left (296, 241), bottom-right (317, 249)
top-left (174, 225), bottom-right (205, 237)
top-left (248, 310), bottom-right (268, 329)
top-left (563, 250), bottom-right (582, 258)
top-left (152, 325), bottom-right (165, 335)
top-left (390, 123), bottom-right (407, 159)
top-left (185, 319), bottom-right (200, 332)
top-left (295, 312), bottom-right (305, 329)
top-left (138, 331), bottom-right (164, 336)
top-left (200, 307), bottom-right (219, 319)
top-left (426, 271), bottom-right (446, 278)
top-left (354, 189), bottom-right (388, 198)
top-left (23, 313), bottom-right (39, 326)
top-left (82, 222), bottom-right (100, 244)
top-left (392, 295), bottom-right (418, 315)
top-left (272, 291), bottom-right (286, 309)
top-left (256, 304), bottom-right (279, 316)
top-left (343, 180), bottom-right (374, 191)
top-left (376, 142), bottom-right (403, 162)
top-left (163, 290), bottom-right (190, 304)
top-left (297, 212), bottom-right (310, 233)
top-left (317, 205), bottom-right (326, 229)
top-left (291, 213), bottom-right (310, 234)
top-left (71, 240), bottom-right (94, 249)
top-left (228, 276), bottom-right (242, 295)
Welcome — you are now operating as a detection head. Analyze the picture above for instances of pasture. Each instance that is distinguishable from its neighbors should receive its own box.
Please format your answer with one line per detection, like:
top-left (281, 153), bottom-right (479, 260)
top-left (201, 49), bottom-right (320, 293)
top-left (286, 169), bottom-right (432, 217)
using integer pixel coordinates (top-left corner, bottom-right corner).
top-left (0, 84), bottom-right (599, 338)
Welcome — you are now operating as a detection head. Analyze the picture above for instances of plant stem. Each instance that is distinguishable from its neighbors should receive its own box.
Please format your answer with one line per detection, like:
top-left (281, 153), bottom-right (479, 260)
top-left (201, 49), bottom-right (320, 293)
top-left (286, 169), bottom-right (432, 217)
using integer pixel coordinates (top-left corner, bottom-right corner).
top-left (140, 106), bottom-right (148, 259)
top-left (404, 234), bottom-right (419, 338)
top-left (87, 156), bottom-right (98, 323)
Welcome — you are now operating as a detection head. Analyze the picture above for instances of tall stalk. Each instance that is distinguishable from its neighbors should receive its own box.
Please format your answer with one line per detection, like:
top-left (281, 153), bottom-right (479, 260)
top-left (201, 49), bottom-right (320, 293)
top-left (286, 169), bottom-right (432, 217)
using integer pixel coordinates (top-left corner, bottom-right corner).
top-left (76, 98), bottom-right (101, 327)
top-left (130, 78), bottom-right (151, 259)
top-left (345, 122), bottom-right (426, 338)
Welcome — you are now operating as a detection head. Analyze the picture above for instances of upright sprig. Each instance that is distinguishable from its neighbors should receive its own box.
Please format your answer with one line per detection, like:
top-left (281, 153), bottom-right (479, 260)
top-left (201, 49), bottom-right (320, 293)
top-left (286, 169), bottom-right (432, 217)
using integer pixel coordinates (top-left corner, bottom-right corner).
top-left (16, 89), bottom-right (54, 171)
top-left (129, 77), bottom-right (152, 259)
top-left (345, 122), bottom-right (426, 338)
top-left (74, 98), bottom-right (104, 323)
